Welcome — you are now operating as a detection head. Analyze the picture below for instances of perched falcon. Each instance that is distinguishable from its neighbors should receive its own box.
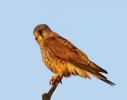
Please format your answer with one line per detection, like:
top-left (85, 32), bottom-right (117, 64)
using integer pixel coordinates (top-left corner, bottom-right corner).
top-left (33, 24), bottom-right (115, 86)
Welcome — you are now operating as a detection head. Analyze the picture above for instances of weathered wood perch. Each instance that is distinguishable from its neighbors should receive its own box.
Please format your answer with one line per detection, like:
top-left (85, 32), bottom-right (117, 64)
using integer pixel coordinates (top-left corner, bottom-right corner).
top-left (42, 83), bottom-right (59, 100)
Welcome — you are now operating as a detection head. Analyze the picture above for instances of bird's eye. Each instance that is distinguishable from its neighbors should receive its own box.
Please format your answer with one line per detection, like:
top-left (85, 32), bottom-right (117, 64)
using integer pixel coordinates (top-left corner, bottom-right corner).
top-left (38, 30), bottom-right (42, 33)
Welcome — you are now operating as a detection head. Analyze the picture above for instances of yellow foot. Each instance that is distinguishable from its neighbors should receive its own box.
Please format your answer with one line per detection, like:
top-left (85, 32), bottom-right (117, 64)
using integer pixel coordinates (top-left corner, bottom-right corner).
top-left (49, 74), bottom-right (62, 85)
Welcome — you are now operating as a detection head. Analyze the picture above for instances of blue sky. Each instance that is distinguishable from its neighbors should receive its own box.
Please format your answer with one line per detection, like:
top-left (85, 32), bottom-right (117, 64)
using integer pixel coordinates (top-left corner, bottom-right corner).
top-left (0, 0), bottom-right (127, 100)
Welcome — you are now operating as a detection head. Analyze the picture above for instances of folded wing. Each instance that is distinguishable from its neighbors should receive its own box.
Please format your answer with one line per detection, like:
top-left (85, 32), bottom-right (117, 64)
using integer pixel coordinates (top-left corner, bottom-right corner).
top-left (43, 32), bottom-right (115, 86)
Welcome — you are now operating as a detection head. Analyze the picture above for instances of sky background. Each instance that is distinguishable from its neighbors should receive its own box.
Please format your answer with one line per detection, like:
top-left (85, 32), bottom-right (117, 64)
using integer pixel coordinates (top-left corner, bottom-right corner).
top-left (0, 0), bottom-right (127, 100)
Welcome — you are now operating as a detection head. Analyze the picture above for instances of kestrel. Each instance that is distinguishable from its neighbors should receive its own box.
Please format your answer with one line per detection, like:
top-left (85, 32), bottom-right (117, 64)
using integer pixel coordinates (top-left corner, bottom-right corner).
top-left (33, 24), bottom-right (115, 86)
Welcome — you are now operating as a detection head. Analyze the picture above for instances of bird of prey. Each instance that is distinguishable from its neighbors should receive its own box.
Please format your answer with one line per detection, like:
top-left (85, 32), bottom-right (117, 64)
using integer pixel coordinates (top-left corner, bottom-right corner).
top-left (33, 24), bottom-right (115, 86)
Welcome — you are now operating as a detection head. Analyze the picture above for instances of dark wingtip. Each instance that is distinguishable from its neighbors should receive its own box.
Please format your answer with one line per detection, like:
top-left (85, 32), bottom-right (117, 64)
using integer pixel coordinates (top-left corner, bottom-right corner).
top-left (102, 70), bottom-right (108, 74)
top-left (101, 79), bottom-right (115, 86)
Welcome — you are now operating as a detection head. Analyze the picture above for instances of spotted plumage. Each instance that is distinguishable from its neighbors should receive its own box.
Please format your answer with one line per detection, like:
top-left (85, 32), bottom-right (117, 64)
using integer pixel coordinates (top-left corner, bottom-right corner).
top-left (33, 24), bottom-right (115, 86)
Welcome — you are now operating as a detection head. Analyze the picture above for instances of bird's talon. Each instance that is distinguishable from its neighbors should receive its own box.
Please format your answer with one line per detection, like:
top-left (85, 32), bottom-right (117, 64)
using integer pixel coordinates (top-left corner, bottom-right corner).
top-left (49, 74), bottom-right (62, 85)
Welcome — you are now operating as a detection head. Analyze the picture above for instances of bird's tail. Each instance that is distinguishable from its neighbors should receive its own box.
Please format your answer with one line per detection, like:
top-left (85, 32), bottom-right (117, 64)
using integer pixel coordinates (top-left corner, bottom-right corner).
top-left (90, 73), bottom-right (115, 86)
top-left (74, 49), bottom-right (115, 86)
top-left (70, 61), bottom-right (115, 86)
top-left (86, 59), bottom-right (115, 85)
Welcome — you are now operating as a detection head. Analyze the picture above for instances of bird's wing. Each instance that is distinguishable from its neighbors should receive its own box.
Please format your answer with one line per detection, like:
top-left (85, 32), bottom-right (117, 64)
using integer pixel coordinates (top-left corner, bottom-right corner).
top-left (44, 32), bottom-right (115, 85)
top-left (43, 32), bottom-right (105, 73)
top-left (45, 32), bottom-right (107, 73)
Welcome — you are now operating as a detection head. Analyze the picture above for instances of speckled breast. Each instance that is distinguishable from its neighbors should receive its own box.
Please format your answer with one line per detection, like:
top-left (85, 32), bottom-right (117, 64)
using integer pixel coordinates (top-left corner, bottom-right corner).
top-left (39, 42), bottom-right (68, 77)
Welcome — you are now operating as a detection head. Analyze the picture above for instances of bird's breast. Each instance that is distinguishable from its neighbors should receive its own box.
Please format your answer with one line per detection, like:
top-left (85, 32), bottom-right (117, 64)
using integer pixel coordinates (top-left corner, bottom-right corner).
top-left (39, 43), bottom-right (68, 77)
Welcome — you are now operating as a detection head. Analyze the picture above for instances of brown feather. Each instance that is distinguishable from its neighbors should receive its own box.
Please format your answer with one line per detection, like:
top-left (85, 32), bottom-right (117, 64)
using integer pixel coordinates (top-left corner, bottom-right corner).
top-left (33, 24), bottom-right (115, 86)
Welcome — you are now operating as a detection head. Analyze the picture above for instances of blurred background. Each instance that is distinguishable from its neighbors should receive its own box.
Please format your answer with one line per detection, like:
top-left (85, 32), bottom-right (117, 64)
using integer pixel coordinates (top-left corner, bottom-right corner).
top-left (0, 0), bottom-right (127, 100)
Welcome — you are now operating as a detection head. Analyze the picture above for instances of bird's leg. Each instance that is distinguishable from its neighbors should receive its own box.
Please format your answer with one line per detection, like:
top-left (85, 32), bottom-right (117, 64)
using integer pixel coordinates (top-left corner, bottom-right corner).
top-left (49, 74), bottom-right (62, 85)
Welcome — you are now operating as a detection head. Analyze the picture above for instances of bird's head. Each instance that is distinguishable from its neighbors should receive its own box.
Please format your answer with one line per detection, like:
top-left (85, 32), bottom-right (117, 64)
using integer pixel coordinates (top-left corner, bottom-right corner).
top-left (33, 24), bottom-right (52, 43)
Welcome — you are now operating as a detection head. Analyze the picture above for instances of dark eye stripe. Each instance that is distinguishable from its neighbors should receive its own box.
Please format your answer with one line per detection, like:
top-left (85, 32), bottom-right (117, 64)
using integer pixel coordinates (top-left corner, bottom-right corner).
top-left (35, 37), bottom-right (38, 41)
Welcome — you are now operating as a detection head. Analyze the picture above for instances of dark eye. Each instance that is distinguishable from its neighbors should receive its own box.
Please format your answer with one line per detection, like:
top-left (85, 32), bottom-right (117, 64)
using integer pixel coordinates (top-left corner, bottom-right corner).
top-left (38, 30), bottom-right (42, 33)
